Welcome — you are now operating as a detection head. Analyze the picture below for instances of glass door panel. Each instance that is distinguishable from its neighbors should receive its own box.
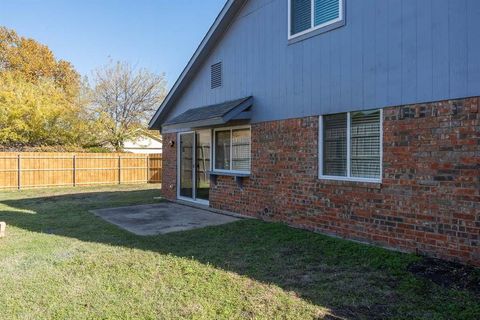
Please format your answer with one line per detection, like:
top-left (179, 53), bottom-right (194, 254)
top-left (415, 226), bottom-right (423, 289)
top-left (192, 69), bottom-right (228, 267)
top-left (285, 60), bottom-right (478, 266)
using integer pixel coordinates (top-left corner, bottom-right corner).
top-left (195, 130), bottom-right (211, 201)
top-left (179, 133), bottom-right (194, 199)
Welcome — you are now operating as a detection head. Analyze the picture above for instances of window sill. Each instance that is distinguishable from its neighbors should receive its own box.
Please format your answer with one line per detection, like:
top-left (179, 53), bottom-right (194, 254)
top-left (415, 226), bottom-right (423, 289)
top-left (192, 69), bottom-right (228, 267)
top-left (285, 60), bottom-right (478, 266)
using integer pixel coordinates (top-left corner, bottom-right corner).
top-left (288, 19), bottom-right (345, 45)
top-left (208, 171), bottom-right (250, 189)
top-left (208, 171), bottom-right (250, 177)
top-left (318, 176), bottom-right (382, 189)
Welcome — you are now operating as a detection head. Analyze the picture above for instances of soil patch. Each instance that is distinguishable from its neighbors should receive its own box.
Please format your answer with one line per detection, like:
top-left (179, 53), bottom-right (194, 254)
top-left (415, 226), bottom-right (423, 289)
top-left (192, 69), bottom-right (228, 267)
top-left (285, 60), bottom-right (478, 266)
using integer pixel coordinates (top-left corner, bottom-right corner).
top-left (408, 257), bottom-right (480, 295)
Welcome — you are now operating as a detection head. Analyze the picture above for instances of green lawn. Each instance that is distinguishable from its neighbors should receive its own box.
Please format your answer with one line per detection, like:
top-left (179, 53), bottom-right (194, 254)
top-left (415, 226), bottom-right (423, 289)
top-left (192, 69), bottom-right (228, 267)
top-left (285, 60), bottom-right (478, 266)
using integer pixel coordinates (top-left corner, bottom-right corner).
top-left (0, 185), bottom-right (478, 319)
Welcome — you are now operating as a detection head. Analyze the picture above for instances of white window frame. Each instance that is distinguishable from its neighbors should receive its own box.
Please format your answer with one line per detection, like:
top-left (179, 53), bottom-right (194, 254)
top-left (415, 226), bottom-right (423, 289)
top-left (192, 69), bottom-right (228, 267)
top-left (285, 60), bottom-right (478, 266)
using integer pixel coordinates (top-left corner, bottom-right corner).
top-left (213, 125), bottom-right (251, 174)
top-left (288, 0), bottom-right (344, 40)
top-left (318, 109), bottom-right (383, 183)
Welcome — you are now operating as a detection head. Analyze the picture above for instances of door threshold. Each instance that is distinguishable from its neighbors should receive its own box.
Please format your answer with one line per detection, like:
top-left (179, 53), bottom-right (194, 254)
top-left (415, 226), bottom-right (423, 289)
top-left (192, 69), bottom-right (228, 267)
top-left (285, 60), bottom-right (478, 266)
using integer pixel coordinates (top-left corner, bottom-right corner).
top-left (177, 197), bottom-right (209, 206)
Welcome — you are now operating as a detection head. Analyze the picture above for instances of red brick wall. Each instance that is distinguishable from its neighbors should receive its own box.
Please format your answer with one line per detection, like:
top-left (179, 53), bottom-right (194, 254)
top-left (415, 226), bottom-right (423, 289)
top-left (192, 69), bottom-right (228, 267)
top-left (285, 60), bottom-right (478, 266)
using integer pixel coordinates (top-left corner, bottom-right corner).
top-left (162, 97), bottom-right (480, 265)
top-left (209, 97), bottom-right (480, 266)
top-left (161, 133), bottom-right (177, 201)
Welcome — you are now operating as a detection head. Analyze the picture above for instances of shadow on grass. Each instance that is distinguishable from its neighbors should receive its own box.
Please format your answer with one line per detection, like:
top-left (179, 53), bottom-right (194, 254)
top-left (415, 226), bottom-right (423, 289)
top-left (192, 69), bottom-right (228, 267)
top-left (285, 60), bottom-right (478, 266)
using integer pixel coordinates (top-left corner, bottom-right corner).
top-left (1, 189), bottom-right (479, 319)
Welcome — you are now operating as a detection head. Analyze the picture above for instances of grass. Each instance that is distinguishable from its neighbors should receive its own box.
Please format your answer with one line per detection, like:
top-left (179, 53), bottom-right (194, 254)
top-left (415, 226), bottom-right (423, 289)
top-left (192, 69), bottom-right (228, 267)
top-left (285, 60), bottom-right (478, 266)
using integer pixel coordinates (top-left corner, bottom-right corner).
top-left (0, 185), bottom-right (479, 319)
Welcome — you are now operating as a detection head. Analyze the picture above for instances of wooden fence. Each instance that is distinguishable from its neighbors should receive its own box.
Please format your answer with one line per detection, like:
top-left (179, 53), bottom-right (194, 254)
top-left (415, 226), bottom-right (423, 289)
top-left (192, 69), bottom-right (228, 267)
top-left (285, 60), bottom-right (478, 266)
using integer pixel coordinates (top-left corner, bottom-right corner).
top-left (0, 152), bottom-right (162, 190)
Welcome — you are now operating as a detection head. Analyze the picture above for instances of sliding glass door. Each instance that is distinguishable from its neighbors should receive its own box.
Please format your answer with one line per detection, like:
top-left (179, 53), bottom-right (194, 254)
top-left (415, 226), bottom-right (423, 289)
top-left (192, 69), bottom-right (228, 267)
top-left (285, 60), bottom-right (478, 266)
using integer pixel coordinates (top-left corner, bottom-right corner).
top-left (195, 130), bottom-right (211, 201)
top-left (178, 130), bottom-right (211, 203)
top-left (179, 132), bottom-right (194, 198)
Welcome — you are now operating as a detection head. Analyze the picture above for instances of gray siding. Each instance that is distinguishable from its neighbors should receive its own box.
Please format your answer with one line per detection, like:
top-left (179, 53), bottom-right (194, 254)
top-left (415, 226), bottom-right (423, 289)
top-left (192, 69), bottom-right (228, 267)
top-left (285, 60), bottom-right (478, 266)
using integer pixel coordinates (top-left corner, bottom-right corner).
top-left (165, 0), bottom-right (480, 124)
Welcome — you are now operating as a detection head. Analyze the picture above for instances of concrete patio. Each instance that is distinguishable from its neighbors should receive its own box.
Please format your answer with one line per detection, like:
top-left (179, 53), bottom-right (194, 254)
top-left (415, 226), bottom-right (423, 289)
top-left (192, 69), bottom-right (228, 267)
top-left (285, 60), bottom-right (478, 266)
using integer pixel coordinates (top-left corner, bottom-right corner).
top-left (91, 202), bottom-right (240, 236)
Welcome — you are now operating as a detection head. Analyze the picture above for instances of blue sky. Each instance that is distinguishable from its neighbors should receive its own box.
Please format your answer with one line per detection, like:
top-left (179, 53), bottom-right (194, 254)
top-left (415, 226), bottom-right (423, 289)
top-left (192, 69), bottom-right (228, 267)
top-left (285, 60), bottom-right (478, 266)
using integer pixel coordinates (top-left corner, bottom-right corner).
top-left (0, 0), bottom-right (226, 87)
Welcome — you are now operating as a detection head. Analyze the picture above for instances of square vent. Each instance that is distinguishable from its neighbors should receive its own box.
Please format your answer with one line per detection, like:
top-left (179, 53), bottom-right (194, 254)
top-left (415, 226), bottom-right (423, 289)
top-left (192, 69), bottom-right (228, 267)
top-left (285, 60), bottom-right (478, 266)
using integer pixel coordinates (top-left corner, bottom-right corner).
top-left (211, 62), bottom-right (222, 89)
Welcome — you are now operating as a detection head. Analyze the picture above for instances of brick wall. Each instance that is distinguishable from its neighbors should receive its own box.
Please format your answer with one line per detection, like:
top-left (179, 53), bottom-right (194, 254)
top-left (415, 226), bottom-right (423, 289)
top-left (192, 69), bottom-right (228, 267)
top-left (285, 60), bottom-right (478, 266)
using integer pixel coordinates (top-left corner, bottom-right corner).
top-left (210, 97), bottom-right (480, 266)
top-left (161, 133), bottom-right (177, 201)
top-left (162, 97), bottom-right (480, 265)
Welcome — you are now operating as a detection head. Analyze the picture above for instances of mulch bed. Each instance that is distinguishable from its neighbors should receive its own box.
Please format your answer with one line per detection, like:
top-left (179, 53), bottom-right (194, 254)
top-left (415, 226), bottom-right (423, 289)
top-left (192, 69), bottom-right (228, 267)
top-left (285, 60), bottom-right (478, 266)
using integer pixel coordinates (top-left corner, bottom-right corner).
top-left (408, 257), bottom-right (480, 295)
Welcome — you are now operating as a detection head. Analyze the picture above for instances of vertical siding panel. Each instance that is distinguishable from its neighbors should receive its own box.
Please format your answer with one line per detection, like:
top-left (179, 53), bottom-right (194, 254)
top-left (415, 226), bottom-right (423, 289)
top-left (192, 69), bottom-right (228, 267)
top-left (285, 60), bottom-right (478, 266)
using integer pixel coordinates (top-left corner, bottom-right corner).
top-left (330, 32), bottom-right (342, 110)
top-left (416, 0), bottom-right (433, 103)
top-left (270, 0), bottom-right (282, 120)
top-left (303, 39), bottom-right (313, 115)
top-left (401, 0), bottom-right (417, 104)
top-left (293, 42), bottom-right (304, 113)
top-left (255, 6), bottom-right (264, 107)
top-left (363, 0), bottom-right (376, 107)
top-left (375, 0), bottom-right (388, 107)
top-left (467, 0), bottom-right (480, 96)
top-left (339, 21), bottom-right (352, 110)
top-left (311, 36), bottom-right (323, 115)
top-left (432, 0), bottom-right (450, 99)
top-left (448, 0), bottom-right (468, 98)
top-left (266, 1), bottom-right (276, 120)
top-left (320, 36), bottom-right (331, 111)
top-left (350, 0), bottom-right (363, 108)
top-left (387, 0), bottom-right (402, 105)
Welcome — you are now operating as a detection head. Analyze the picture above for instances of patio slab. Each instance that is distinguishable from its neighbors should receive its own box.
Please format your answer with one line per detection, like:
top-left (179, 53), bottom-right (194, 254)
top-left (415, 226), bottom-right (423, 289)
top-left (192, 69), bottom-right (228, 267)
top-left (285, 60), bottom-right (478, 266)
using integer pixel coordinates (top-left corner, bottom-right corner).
top-left (91, 202), bottom-right (240, 236)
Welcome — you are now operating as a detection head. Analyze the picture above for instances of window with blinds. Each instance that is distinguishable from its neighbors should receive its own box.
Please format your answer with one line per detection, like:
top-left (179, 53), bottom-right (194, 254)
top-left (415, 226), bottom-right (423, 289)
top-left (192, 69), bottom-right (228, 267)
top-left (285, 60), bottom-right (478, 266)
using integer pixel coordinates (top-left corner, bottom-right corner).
top-left (323, 113), bottom-right (347, 176)
top-left (290, 0), bottom-right (311, 35)
top-left (320, 110), bottom-right (382, 181)
top-left (289, 0), bottom-right (343, 38)
top-left (214, 127), bottom-right (251, 173)
top-left (350, 110), bottom-right (381, 179)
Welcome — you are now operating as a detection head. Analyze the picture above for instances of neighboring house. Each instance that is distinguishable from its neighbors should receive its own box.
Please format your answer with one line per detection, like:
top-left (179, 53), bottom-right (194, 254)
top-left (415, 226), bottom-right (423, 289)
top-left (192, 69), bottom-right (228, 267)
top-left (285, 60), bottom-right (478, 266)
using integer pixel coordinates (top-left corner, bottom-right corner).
top-left (123, 130), bottom-right (163, 154)
top-left (150, 0), bottom-right (480, 266)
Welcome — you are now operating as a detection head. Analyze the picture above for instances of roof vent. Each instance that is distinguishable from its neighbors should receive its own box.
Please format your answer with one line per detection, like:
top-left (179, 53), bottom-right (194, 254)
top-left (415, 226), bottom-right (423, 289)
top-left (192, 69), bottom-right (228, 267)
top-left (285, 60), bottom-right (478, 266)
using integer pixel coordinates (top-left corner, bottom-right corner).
top-left (211, 62), bottom-right (222, 89)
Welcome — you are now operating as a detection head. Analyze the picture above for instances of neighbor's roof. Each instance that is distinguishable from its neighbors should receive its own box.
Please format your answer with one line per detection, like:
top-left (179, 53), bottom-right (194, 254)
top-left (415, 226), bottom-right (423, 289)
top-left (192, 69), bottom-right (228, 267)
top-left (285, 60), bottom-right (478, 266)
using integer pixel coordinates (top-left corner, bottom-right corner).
top-left (149, 0), bottom-right (248, 130)
top-left (162, 96), bottom-right (253, 132)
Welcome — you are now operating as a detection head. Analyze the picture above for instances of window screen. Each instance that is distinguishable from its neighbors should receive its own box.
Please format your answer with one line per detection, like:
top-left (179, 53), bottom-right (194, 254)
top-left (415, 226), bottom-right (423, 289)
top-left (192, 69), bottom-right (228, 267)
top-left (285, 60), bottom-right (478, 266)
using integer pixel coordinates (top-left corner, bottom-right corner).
top-left (350, 110), bottom-right (381, 179)
top-left (214, 127), bottom-right (251, 172)
top-left (323, 113), bottom-right (347, 176)
top-left (314, 0), bottom-right (340, 27)
top-left (232, 128), bottom-right (251, 171)
top-left (215, 130), bottom-right (230, 170)
top-left (291, 0), bottom-right (312, 35)
top-left (321, 109), bottom-right (382, 181)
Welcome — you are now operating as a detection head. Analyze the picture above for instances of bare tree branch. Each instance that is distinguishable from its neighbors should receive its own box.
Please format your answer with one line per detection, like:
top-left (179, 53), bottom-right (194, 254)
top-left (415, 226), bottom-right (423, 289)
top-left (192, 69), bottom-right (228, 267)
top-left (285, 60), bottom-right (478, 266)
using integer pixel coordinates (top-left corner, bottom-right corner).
top-left (91, 60), bottom-right (167, 151)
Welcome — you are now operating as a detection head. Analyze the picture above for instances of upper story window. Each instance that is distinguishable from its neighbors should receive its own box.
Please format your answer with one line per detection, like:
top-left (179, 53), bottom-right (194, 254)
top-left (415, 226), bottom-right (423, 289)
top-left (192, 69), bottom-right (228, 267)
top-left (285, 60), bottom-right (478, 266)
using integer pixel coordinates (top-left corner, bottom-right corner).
top-left (289, 0), bottom-right (344, 40)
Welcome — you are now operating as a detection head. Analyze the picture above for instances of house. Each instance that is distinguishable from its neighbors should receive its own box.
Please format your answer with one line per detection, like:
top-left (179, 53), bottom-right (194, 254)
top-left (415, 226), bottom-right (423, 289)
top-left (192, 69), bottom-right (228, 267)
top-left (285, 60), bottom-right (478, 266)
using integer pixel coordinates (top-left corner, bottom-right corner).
top-left (150, 0), bottom-right (480, 266)
top-left (123, 130), bottom-right (163, 154)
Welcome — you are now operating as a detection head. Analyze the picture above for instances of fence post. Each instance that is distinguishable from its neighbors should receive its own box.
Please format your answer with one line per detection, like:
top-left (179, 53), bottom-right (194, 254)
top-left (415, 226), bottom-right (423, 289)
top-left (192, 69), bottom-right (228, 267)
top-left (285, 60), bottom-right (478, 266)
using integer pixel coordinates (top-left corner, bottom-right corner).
top-left (73, 155), bottom-right (76, 187)
top-left (118, 155), bottom-right (121, 185)
top-left (146, 155), bottom-right (150, 184)
top-left (17, 154), bottom-right (21, 190)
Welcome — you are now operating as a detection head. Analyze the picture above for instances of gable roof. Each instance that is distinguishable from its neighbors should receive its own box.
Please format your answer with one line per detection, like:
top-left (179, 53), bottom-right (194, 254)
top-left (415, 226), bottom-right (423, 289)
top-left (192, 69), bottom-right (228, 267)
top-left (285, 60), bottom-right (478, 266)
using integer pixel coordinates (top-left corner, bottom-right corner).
top-left (149, 0), bottom-right (248, 130)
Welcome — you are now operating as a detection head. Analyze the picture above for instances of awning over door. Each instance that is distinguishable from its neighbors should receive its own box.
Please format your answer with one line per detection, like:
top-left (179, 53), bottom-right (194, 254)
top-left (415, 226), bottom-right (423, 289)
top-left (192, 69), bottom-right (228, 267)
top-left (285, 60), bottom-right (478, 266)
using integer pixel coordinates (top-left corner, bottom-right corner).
top-left (162, 96), bottom-right (252, 132)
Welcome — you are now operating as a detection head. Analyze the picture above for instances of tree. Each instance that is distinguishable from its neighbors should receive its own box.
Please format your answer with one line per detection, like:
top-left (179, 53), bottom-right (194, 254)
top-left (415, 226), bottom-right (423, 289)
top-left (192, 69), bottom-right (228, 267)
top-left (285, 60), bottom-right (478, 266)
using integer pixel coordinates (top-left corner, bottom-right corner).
top-left (0, 27), bottom-right (80, 99)
top-left (90, 61), bottom-right (167, 151)
top-left (0, 26), bottom-right (92, 149)
top-left (0, 73), bottom-right (89, 147)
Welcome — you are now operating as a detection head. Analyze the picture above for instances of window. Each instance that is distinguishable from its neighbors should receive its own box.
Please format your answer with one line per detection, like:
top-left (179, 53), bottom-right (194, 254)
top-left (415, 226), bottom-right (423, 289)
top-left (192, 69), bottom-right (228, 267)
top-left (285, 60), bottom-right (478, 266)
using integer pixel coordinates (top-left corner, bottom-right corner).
top-left (289, 0), bottom-right (344, 39)
top-left (320, 110), bottom-right (382, 182)
top-left (211, 62), bottom-right (222, 89)
top-left (214, 126), bottom-right (251, 173)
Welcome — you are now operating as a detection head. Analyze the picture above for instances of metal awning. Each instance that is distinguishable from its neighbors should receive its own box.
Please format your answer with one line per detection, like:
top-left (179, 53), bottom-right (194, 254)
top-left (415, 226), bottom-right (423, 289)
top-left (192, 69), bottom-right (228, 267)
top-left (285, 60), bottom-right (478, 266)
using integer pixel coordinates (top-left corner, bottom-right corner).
top-left (162, 96), bottom-right (252, 132)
